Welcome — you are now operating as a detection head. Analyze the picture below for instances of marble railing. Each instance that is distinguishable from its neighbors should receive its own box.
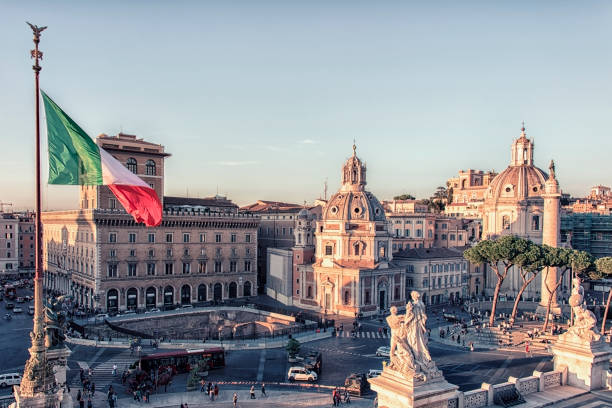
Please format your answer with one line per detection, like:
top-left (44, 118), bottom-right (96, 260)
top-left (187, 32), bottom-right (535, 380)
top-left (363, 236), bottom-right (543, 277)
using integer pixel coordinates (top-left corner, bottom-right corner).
top-left (454, 367), bottom-right (567, 408)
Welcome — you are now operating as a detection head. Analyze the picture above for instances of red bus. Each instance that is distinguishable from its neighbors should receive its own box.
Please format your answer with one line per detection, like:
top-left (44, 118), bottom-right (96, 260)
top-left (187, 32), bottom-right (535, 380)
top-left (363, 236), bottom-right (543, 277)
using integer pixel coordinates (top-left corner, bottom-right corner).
top-left (135, 348), bottom-right (225, 374)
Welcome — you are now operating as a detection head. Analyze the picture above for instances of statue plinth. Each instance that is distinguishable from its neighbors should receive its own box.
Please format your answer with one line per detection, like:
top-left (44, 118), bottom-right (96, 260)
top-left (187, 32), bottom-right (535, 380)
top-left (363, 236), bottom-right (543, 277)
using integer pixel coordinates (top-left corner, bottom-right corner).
top-left (369, 367), bottom-right (458, 408)
top-left (12, 386), bottom-right (65, 408)
top-left (552, 336), bottom-right (612, 391)
top-left (552, 277), bottom-right (612, 391)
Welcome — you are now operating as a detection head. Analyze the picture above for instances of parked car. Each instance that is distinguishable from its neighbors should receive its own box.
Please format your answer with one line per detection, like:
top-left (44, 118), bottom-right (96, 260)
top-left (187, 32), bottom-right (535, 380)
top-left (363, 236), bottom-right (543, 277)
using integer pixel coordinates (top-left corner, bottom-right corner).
top-left (300, 351), bottom-right (322, 374)
top-left (0, 373), bottom-right (22, 388)
top-left (5, 303), bottom-right (15, 310)
top-left (181, 304), bottom-right (194, 309)
top-left (13, 307), bottom-right (23, 313)
top-left (287, 366), bottom-right (318, 382)
top-left (367, 369), bottom-right (382, 378)
top-left (145, 308), bottom-right (161, 314)
top-left (345, 373), bottom-right (369, 396)
top-left (28, 305), bottom-right (35, 315)
top-left (95, 313), bottom-right (109, 320)
top-left (376, 346), bottom-right (390, 357)
top-left (16, 297), bottom-right (25, 303)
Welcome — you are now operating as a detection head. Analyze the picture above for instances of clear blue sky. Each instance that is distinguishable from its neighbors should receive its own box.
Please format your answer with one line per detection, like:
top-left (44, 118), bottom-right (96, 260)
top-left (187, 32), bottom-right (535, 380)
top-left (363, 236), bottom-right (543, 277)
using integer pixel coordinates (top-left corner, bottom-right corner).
top-left (2, 1), bottom-right (611, 210)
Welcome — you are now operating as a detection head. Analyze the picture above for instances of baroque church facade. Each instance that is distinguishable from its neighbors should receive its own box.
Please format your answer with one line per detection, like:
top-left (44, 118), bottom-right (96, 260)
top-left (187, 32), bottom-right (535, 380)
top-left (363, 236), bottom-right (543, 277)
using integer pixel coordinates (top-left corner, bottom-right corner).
top-left (481, 126), bottom-right (564, 302)
top-left (294, 145), bottom-right (407, 317)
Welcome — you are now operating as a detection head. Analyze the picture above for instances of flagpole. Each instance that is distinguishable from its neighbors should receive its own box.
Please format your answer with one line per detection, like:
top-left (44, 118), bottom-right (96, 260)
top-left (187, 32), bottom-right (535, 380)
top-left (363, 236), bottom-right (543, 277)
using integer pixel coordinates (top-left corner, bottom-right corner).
top-left (18, 22), bottom-right (56, 402)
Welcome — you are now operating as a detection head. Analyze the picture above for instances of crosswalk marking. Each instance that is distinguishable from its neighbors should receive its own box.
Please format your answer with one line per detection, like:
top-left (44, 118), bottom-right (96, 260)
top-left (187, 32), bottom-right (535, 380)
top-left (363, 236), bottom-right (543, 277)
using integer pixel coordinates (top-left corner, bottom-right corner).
top-left (338, 331), bottom-right (390, 339)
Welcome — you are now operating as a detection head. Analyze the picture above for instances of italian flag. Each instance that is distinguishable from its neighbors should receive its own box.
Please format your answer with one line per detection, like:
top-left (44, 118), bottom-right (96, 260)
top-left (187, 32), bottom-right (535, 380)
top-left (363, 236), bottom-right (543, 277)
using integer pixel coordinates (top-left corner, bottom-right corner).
top-left (41, 91), bottom-right (162, 227)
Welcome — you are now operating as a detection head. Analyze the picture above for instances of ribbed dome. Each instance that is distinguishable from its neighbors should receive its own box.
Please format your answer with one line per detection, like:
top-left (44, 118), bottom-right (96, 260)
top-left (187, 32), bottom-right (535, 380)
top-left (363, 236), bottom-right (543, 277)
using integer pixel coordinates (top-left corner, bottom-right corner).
top-left (323, 190), bottom-right (386, 222)
top-left (487, 165), bottom-right (548, 202)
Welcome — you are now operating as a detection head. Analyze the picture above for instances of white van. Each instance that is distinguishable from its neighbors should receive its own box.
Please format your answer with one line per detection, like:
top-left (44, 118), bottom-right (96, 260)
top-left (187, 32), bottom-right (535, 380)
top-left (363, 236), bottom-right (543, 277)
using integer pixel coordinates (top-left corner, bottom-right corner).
top-left (0, 373), bottom-right (22, 387)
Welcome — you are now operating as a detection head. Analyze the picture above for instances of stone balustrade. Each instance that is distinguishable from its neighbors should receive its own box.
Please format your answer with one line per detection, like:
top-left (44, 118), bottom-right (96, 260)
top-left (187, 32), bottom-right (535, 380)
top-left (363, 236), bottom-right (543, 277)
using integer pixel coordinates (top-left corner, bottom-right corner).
top-left (455, 367), bottom-right (566, 408)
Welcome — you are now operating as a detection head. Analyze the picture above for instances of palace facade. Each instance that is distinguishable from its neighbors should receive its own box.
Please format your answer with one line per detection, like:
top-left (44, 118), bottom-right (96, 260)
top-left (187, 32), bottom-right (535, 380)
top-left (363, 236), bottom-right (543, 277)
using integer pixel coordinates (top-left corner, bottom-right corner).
top-left (42, 133), bottom-right (259, 312)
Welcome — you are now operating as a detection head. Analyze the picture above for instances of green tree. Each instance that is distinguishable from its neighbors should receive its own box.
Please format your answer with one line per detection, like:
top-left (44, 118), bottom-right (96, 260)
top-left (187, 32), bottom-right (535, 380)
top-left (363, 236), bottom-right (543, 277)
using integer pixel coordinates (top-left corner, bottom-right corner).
top-left (596, 257), bottom-right (612, 333)
top-left (464, 235), bottom-right (527, 326)
top-left (541, 248), bottom-right (593, 332)
top-left (509, 240), bottom-right (546, 325)
top-left (285, 337), bottom-right (301, 358)
top-left (393, 194), bottom-right (416, 200)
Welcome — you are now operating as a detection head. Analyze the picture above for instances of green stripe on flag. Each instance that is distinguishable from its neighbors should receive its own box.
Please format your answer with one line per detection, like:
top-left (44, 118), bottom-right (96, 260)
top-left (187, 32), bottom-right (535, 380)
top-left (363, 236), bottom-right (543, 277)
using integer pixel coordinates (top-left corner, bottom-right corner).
top-left (41, 91), bottom-right (103, 185)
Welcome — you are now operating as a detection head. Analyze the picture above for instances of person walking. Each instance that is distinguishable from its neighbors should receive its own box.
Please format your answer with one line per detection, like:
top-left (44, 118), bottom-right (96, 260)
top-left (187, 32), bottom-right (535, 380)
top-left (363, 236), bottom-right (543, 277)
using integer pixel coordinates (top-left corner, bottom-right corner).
top-left (250, 385), bottom-right (256, 399)
top-left (77, 390), bottom-right (82, 402)
top-left (78, 396), bottom-right (84, 408)
top-left (87, 397), bottom-right (92, 408)
top-left (112, 364), bottom-right (117, 376)
top-left (233, 393), bottom-right (238, 408)
top-left (209, 387), bottom-right (214, 401)
top-left (261, 383), bottom-right (266, 397)
top-left (344, 389), bottom-right (351, 404)
top-left (525, 341), bottom-right (532, 358)
top-left (91, 382), bottom-right (95, 396)
top-left (214, 384), bottom-right (219, 398)
top-left (145, 388), bottom-right (150, 403)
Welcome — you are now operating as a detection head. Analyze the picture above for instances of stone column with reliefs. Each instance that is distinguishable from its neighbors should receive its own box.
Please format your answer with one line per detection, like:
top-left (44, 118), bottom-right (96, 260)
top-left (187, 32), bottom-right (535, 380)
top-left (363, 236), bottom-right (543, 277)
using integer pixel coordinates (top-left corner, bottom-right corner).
top-left (539, 160), bottom-right (561, 313)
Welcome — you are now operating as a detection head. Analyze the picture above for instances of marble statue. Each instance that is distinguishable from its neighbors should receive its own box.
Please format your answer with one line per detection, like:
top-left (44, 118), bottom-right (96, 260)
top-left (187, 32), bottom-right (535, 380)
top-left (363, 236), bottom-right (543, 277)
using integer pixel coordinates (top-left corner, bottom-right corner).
top-left (44, 295), bottom-right (71, 349)
top-left (385, 291), bottom-right (441, 381)
top-left (560, 277), bottom-right (601, 343)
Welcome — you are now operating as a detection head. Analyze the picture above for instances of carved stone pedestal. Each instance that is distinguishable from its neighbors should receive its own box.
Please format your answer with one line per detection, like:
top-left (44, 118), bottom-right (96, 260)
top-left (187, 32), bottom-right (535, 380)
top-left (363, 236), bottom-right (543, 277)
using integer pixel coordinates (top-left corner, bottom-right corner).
top-left (12, 387), bottom-right (64, 408)
top-left (552, 336), bottom-right (612, 391)
top-left (369, 368), bottom-right (458, 408)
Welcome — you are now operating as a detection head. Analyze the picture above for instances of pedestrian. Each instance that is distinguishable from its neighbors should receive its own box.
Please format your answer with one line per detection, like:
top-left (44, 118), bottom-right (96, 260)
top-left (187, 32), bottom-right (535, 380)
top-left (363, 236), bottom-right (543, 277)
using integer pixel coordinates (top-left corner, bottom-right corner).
top-left (209, 387), bottom-right (214, 401)
top-left (88, 368), bottom-right (93, 377)
top-left (207, 382), bottom-right (212, 395)
top-left (91, 382), bottom-right (95, 396)
top-left (112, 392), bottom-right (117, 408)
top-left (184, 403), bottom-right (188, 408)
top-left (79, 397), bottom-right (85, 408)
top-left (77, 390), bottom-right (82, 402)
top-left (180, 404), bottom-right (184, 408)
top-left (457, 334), bottom-right (461, 344)
top-left (112, 364), bottom-right (117, 376)
top-left (470, 342), bottom-right (474, 352)
top-left (344, 389), bottom-right (351, 404)
top-left (145, 388), bottom-right (150, 404)
top-left (332, 389), bottom-right (337, 406)
top-left (261, 383), bottom-right (266, 397)
top-left (214, 384), bottom-right (219, 398)
top-left (233, 393), bottom-right (238, 408)
top-left (250, 385), bottom-right (256, 399)
top-left (525, 341), bottom-right (532, 358)
top-left (87, 397), bottom-right (92, 408)
top-left (200, 378), bottom-right (206, 392)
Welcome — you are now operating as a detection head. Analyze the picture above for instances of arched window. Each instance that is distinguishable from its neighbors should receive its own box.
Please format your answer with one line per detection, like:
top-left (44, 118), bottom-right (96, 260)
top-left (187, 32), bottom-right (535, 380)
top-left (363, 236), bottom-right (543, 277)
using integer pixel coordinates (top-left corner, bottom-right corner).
top-left (145, 287), bottom-right (156, 309)
top-left (163, 286), bottom-right (174, 306)
top-left (354, 242), bottom-right (360, 256)
top-left (344, 290), bottom-right (350, 305)
top-left (126, 157), bottom-right (137, 173)
top-left (145, 159), bottom-right (156, 175)
top-left (106, 289), bottom-right (119, 313)
top-left (243, 281), bottom-right (252, 297)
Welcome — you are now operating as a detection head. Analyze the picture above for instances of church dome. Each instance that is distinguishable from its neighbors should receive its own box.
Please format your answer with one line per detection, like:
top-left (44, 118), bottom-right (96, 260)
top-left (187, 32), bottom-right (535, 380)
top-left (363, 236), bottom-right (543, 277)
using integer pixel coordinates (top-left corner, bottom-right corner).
top-left (486, 125), bottom-right (548, 203)
top-left (322, 144), bottom-right (386, 222)
top-left (297, 208), bottom-right (311, 219)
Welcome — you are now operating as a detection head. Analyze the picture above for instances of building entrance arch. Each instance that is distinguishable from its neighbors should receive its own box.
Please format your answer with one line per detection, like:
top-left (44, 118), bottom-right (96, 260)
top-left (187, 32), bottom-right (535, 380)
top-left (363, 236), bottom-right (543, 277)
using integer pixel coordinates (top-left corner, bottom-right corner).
top-left (228, 282), bottom-right (237, 298)
top-left (126, 287), bottom-right (138, 310)
top-left (181, 285), bottom-right (191, 305)
top-left (198, 284), bottom-right (207, 302)
top-left (107, 289), bottom-right (118, 313)
top-left (213, 283), bottom-right (222, 301)
top-left (145, 287), bottom-right (156, 309)
top-left (163, 286), bottom-right (174, 307)
top-left (243, 281), bottom-right (252, 297)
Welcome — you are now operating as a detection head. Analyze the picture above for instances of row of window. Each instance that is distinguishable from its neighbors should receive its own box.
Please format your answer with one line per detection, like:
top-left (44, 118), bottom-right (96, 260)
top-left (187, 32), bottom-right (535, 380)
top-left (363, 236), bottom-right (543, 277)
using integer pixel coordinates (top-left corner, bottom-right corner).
top-left (110, 232), bottom-right (252, 244)
top-left (126, 158), bottom-right (157, 175)
top-left (393, 220), bottom-right (427, 225)
top-left (394, 229), bottom-right (430, 238)
top-left (259, 227), bottom-right (294, 236)
top-left (109, 246), bottom-right (252, 258)
top-left (420, 275), bottom-right (466, 288)
top-left (107, 260), bottom-right (252, 277)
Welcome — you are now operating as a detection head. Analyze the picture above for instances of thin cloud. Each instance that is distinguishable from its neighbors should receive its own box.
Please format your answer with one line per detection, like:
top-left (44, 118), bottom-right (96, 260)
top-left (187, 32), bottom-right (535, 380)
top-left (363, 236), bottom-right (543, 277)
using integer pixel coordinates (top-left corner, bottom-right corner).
top-left (265, 145), bottom-right (285, 152)
top-left (299, 139), bottom-right (318, 144)
top-left (216, 160), bottom-right (259, 166)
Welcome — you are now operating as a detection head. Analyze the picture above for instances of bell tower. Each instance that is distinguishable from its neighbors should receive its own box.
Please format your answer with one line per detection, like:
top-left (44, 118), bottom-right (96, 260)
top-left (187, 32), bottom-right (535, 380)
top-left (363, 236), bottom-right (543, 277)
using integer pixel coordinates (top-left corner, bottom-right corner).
top-left (510, 123), bottom-right (534, 166)
top-left (340, 143), bottom-right (367, 192)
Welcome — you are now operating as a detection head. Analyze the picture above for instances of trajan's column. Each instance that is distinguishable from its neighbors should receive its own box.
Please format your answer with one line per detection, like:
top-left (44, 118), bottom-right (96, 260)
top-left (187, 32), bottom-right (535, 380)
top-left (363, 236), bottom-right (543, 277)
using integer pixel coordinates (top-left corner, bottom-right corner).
top-left (539, 160), bottom-right (561, 313)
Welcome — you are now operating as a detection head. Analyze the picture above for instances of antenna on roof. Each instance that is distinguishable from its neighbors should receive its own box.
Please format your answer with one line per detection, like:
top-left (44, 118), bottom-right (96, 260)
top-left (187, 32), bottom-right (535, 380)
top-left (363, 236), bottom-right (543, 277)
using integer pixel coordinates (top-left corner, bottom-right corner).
top-left (324, 178), bottom-right (328, 201)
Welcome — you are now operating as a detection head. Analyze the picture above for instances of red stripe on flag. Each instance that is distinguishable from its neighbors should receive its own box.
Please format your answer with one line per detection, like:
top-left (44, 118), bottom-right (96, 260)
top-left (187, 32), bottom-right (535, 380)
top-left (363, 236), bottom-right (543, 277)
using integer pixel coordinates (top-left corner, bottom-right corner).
top-left (108, 184), bottom-right (162, 227)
